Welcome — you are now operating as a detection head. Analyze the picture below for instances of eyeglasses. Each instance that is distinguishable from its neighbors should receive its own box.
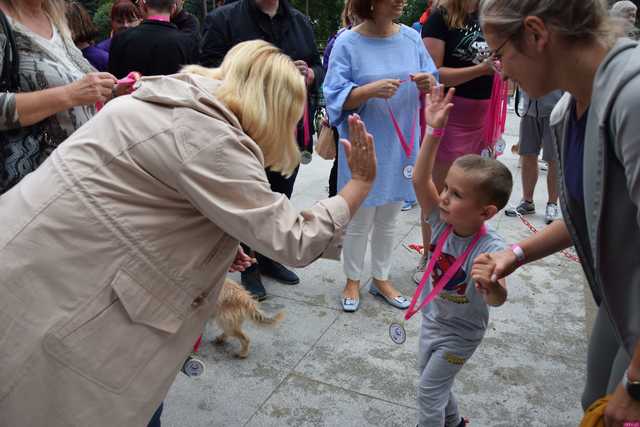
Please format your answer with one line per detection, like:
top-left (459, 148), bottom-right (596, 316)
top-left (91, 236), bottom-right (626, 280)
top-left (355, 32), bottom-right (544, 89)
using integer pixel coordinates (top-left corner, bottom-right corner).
top-left (486, 34), bottom-right (516, 74)
top-left (489, 36), bottom-right (511, 63)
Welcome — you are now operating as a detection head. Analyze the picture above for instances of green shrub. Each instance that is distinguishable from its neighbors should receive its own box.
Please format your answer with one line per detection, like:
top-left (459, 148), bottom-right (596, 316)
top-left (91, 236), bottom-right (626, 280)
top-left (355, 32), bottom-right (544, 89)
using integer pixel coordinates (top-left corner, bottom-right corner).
top-left (93, 1), bottom-right (113, 41)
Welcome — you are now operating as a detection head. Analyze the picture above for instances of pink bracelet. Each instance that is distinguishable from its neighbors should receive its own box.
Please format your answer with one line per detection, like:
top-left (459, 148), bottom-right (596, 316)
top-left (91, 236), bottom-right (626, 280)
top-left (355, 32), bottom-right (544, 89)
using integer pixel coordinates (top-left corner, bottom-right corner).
top-left (427, 126), bottom-right (445, 138)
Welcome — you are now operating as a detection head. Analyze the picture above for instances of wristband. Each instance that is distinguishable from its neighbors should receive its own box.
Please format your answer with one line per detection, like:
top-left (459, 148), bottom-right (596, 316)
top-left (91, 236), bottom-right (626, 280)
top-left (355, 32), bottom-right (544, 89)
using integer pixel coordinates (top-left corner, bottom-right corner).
top-left (511, 244), bottom-right (525, 266)
top-left (426, 125), bottom-right (445, 138)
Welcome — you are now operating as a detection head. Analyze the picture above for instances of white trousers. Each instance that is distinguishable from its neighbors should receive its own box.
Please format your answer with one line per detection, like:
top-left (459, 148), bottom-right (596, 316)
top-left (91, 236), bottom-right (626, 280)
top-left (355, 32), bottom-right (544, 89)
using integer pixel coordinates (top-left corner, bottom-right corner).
top-left (343, 202), bottom-right (402, 281)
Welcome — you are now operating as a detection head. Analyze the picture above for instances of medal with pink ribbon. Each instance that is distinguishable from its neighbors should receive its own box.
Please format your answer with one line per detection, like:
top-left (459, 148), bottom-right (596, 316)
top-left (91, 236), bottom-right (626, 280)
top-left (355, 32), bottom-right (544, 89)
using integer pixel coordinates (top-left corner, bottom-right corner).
top-left (385, 77), bottom-right (420, 180)
top-left (389, 223), bottom-right (486, 344)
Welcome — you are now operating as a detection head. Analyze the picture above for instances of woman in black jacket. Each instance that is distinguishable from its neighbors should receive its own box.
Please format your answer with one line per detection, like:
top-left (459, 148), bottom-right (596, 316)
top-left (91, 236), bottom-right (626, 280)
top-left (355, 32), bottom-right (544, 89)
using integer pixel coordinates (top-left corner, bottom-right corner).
top-left (200, 0), bottom-right (325, 300)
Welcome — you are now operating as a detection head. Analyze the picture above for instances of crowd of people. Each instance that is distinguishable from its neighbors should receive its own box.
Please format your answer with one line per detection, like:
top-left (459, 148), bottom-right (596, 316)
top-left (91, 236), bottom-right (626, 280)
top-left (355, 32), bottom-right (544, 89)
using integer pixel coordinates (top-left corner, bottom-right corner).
top-left (0, 0), bottom-right (639, 426)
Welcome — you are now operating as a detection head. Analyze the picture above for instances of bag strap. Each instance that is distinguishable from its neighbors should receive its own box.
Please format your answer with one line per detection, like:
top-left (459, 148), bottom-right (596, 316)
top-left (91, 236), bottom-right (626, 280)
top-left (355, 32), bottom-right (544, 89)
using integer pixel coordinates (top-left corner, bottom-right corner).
top-left (514, 86), bottom-right (522, 117)
top-left (0, 9), bottom-right (19, 92)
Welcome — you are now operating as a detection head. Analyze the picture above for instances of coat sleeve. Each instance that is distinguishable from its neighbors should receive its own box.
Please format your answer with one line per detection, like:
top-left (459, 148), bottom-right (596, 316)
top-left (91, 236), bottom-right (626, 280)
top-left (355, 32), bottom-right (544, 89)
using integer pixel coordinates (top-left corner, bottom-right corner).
top-left (611, 73), bottom-right (640, 229)
top-left (174, 125), bottom-right (351, 267)
top-left (199, 12), bottom-right (231, 68)
top-left (301, 15), bottom-right (324, 96)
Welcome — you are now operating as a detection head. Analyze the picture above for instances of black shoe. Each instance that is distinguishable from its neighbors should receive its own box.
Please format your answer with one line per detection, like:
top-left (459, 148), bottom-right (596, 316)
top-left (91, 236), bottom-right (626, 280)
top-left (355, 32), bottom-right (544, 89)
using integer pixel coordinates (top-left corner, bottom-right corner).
top-left (240, 264), bottom-right (267, 301)
top-left (256, 255), bottom-right (300, 285)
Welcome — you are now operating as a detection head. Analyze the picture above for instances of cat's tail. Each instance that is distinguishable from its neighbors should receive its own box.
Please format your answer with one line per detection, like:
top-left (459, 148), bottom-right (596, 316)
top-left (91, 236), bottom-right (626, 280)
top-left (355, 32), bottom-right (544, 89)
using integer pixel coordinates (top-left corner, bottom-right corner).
top-left (250, 309), bottom-right (285, 326)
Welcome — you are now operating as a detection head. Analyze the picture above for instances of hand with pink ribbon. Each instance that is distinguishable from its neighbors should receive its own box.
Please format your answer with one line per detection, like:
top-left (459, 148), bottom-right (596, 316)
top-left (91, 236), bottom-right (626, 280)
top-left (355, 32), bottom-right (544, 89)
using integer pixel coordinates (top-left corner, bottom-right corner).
top-left (365, 79), bottom-right (402, 100)
top-left (114, 71), bottom-right (142, 97)
top-left (67, 72), bottom-right (117, 106)
top-left (425, 84), bottom-right (456, 129)
top-left (410, 72), bottom-right (436, 94)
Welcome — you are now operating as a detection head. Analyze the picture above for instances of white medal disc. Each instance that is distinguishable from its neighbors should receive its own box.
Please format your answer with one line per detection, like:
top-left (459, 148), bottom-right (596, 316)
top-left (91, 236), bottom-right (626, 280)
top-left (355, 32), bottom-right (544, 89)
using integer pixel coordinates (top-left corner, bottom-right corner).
top-left (300, 150), bottom-right (312, 165)
top-left (403, 165), bottom-right (414, 180)
top-left (181, 356), bottom-right (206, 377)
top-left (389, 322), bottom-right (407, 345)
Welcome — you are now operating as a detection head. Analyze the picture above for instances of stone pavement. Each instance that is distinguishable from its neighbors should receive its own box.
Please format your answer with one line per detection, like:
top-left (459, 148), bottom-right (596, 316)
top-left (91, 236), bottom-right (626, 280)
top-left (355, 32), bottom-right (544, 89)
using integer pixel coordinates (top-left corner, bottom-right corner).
top-left (162, 110), bottom-right (592, 426)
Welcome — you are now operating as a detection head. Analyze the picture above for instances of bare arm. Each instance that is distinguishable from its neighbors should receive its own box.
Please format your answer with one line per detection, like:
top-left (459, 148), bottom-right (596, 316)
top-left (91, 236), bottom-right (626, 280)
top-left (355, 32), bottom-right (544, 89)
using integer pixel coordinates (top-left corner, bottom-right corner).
top-left (472, 219), bottom-right (573, 283)
top-left (423, 37), bottom-right (492, 88)
top-left (15, 73), bottom-right (116, 127)
top-left (343, 79), bottom-right (401, 111)
top-left (412, 132), bottom-right (442, 215)
top-left (413, 85), bottom-right (456, 215)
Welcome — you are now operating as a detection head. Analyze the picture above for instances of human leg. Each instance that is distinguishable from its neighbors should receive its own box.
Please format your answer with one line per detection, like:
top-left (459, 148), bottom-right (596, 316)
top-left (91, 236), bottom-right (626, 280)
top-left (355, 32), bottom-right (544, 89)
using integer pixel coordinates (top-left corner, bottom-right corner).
top-left (417, 330), bottom-right (478, 427)
top-left (253, 167), bottom-right (301, 285)
top-left (582, 305), bottom-right (631, 410)
top-left (342, 205), bottom-right (376, 311)
top-left (369, 203), bottom-right (409, 309)
top-left (520, 154), bottom-right (539, 203)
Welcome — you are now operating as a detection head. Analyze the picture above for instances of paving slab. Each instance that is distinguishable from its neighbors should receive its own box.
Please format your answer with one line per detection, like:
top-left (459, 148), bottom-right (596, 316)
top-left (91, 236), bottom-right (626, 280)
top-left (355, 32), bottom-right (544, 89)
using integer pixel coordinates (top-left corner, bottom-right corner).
top-left (162, 109), bottom-right (592, 426)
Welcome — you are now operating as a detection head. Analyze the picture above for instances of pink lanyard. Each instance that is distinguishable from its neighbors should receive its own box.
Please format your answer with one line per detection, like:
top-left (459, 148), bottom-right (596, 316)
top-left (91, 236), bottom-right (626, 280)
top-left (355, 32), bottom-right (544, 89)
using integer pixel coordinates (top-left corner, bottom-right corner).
top-left (405, 224), bottom-right (487, 321)
top-left (386, 78), bottom-right (419, 158)
top-left (295, 101), bottom-right (311, 150)
top-left (303, 101), bottom-right (310, 149)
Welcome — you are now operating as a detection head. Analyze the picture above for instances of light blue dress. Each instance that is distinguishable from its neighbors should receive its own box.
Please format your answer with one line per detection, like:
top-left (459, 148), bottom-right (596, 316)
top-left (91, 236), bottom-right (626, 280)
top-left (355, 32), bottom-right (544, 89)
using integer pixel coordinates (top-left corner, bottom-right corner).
top-left (323, 25), bottom-right (438, 207)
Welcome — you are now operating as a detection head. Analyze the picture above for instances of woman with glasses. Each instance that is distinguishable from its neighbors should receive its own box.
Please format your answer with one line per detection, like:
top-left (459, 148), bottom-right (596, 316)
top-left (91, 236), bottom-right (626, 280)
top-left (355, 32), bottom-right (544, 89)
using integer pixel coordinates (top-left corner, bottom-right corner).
top-left (473, 0), bottom-right (640, 423)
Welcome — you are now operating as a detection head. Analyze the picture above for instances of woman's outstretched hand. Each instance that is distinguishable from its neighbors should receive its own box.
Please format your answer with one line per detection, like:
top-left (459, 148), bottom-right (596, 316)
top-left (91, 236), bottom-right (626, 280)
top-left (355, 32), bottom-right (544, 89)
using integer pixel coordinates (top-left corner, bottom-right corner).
top-left (341, 114), bottom-right (376, 185)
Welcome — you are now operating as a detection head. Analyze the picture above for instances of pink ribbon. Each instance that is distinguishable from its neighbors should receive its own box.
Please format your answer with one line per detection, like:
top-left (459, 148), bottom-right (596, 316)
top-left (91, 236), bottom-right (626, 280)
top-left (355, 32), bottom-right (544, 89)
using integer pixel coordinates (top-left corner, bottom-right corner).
top-left (483, 74), bottom-right (509, 154)
top-left (405, 224), bottom-right (487, 321)
top-left (386, 77), bottom-right (420, 159)
top-left (95, 71), bottom-right (141, 112)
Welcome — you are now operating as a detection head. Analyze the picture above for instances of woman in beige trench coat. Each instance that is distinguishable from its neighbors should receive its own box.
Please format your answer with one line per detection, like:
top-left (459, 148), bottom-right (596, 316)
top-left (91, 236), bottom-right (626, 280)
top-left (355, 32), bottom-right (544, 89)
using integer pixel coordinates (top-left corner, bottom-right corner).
top-left (0, 40), bottom-right (377, 427)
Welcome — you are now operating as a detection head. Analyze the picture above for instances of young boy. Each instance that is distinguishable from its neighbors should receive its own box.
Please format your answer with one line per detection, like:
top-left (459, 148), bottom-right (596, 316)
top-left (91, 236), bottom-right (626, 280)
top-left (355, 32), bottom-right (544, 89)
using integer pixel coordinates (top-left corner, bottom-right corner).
top-left (411, 85), bottom-right (513, 427)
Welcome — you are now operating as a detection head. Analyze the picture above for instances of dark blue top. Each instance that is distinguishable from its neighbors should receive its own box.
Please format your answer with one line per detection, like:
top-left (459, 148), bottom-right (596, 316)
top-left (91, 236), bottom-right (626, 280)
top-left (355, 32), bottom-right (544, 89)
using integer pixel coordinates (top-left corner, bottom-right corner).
top-left (564, 100), bottom-right (589, 206)
top-left (81, 45), bottom-right (109, 72)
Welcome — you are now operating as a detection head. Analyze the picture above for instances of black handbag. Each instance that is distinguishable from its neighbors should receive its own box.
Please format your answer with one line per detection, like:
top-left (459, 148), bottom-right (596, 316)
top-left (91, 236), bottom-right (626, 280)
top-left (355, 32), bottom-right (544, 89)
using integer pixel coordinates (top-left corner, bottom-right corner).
top-left (0, 11), bottom-right (49, 194)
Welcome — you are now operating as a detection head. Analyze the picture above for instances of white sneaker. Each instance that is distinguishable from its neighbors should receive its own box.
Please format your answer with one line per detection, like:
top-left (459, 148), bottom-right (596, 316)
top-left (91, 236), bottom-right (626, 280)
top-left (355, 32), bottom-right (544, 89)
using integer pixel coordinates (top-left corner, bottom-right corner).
top-left (539, 160), bottom-right (548, 171)
top-left (545, 203), bottom-right (559, 224)
top-left (412, 254), bottom-right (428, 284)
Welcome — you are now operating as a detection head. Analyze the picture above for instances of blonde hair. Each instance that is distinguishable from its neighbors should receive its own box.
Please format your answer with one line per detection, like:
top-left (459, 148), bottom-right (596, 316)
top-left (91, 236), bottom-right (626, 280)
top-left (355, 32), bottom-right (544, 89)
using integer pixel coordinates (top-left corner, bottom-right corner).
top-left (2, 0), bottom-right (70, 38)
top-left (479, 0), bottom-right (614, 45)
top-left (439, 0), bottom-right (476, 28)
top-left (183, 40), bottom-right (306, 177)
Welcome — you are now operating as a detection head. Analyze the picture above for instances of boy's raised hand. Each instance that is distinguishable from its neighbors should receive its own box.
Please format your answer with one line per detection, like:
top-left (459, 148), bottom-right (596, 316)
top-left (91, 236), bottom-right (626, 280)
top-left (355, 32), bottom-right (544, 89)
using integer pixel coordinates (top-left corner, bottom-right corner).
top-left (425, 85), bottom-right (455, 129)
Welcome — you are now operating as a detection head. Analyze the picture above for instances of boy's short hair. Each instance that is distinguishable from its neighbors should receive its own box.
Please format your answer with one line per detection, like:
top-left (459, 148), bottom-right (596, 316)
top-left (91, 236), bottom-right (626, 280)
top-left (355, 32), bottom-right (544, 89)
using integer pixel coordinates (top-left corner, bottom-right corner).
top-left (453, 154), bottom-right (513, 210)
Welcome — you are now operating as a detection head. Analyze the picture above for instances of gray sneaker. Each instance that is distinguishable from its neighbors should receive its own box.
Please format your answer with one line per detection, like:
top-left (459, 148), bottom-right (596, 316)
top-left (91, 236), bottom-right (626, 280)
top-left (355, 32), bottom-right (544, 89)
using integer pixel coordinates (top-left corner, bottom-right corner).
top-left (545, 203), bottom-right (559, 224)
top-left (505, 200), bottom-right (535, 217)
